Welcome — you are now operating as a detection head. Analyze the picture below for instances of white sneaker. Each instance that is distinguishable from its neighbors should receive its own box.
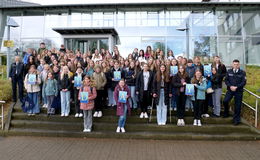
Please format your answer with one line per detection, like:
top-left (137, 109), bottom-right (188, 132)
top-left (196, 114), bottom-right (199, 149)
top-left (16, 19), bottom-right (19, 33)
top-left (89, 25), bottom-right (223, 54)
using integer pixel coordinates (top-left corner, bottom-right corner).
top-left (64, 113), bottom-right (69, 117)
top-left (193, 119), bottom-right (197, 126)
top-left (116, 127), bottom-right (120, 133)
top-left (121, 127), bottom-right (126, 133)
top-left (83, 128), bottom-right (88, 132)
top-left (181, 119), bottom-right (185, 126)
top-left (86, 129), bottom-right (91, 132)
top-left (79, 113), bottom-right (83, 117)
top-left (61, 113), bottom-right (65, 117)
top-left (97, 111), bottom-right (102, 117)
top-left (140, 112), bottom-right (144, 118)
top-left (161, 123), bottom-right (166, 126)
top-left (197, 120), bottom-right (202, 126)
top-left (174, 108), bottom-right (177, 111)
top-left (144, 112), bottom-right (148, 118)
top-left (177, 119), bottom-right (181, 126)
top-left (204, 114), bottom-right (210, 118)
top-left (93, 111), bottom-right (98, 117)
top-left (158, 123), bottom-right (162, 125)
top-left (75, 113), bottom-right (79, 118)
top-left (185, 108), bottom-right (189, 112)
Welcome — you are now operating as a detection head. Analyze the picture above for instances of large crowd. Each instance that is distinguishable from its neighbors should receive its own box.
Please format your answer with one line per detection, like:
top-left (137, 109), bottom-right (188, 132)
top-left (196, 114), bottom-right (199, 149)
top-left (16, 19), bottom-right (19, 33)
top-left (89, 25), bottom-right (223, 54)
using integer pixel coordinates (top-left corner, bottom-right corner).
top-left (9, 42), bottom-right (246, 133)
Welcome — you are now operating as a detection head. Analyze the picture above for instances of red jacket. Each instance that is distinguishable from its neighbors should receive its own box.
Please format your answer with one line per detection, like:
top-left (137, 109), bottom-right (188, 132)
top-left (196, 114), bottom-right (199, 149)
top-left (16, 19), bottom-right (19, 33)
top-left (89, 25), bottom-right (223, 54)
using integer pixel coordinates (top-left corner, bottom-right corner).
top-left (114, 84), bottom-right (131, 116)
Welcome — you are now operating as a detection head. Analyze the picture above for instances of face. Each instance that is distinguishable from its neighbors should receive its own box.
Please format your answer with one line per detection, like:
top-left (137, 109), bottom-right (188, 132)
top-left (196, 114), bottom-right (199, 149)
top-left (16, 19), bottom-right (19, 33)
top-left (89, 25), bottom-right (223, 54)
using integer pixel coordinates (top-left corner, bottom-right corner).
top-left (119, 80), bottom-right (125, 87)
top-left (77, 68), bottom-right (83, 73)
top-left (160, 65), bottom-right (166, 72)
top-left (143, 64), bottom-right (148, 71)
top-left (29, 66), bottom-right (36, 73)
top-left (130, 62), bottom-right (135, 68)
top-left (195, 71), bottom-right (202, 79)
top-left (63, 66), bottom-right (69, 73)
top-left (47, 72), bottom-right (53, 79)
top-left (84, 77), bottom-right (90, 84)
top-left (114, 62), bottom-right (119, 69)
top-left (53, 66), bottom-right (59, 72)
top-left (179, 66), bottom-right (184, 73)
top-left (214, 57), bottom-right (220, 63)
top-left (15, 56), bottom-right (20, 62)
top-left (95, 67), bottom-right (101, 73)
top-left (187, 62), bottom-right (192, 67)
top-left (232, 62), bottom-right (240, 70)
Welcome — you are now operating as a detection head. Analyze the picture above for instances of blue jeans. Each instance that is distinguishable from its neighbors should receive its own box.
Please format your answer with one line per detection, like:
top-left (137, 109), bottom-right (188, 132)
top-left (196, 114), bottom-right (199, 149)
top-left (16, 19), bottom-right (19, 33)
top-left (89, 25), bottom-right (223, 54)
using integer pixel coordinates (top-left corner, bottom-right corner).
top-left (129, 86), bottom-right (137, 109)
top-left (118, 104), bottom-right (127, 128)
top-left (157, 89), bottom-right (167, 124)
top-left (60, 91), bottom-right (70, 115)
top-left (27, 92), bottom-right (40, 114)
top-left (108, 88), bottom-right (116, 106)
top-left (171, 88), bottom-right (177, 109)
top-left (185, 96), bottom-right (193, 110)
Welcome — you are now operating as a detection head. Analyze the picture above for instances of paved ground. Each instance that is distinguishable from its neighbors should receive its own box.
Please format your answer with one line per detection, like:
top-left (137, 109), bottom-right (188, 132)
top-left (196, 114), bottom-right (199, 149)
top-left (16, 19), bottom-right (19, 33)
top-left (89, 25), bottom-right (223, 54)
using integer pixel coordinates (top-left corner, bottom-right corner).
top-left (0, 137), bottom-right (260, 160)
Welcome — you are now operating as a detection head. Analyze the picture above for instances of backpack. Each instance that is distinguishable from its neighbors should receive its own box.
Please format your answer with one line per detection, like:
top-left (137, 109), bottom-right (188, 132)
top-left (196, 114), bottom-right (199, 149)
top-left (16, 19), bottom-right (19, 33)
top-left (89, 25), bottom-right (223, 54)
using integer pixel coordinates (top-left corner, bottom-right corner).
top-left (21, 94), bottom-right (34, 113)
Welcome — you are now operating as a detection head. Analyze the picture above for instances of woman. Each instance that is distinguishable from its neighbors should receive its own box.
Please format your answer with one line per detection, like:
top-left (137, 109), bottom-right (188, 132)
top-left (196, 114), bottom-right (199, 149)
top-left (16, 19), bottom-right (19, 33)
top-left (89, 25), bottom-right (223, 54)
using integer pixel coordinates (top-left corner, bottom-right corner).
top-left (114, 79), bottom-right (131, 133)
top-left (167, 50), bottom-right (175, 60)
top-left (172, 65), bottom-right (190, 126)
top-left (152, 64), bottom-right (171, 125)
top-left (145, 46), bottom-right (152, 59)
top-left (125, 61), bottom-right (137, 109)
top-left (58, 66), bottom-right (72, 117)
top-left (24, 65), bottom-right (41, 116)
top-left (92, 65), bottom-right (107, 118)
top-left (79, 76), bottom-right (97, 132)
top-left (211, 67), bottom-right (223, 117)
top-left (136, 63), bottom-right (154, 119)
top-left (72, 67), bottom-right (85, 118)
top-left (191, 70), bottom-right (207, 126)
top-left (84, 60), bottom-right (95, 76)
top-left (138, 49), bottom-right (146, 63)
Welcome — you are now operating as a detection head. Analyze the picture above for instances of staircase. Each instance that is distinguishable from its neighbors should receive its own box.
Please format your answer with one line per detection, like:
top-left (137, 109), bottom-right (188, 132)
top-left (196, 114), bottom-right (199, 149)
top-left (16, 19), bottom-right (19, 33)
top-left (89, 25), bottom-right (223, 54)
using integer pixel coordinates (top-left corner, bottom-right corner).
top-left (6, 102), bottom-right (260, 140)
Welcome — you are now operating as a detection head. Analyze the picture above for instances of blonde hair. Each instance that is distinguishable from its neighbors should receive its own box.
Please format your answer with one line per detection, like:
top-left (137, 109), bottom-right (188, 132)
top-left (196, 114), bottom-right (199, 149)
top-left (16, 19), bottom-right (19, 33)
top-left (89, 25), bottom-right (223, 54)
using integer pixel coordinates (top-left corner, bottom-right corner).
top-left (83, 75), bottom-right (96, 88)
top-left (60, 65), bottom-right (71, 80)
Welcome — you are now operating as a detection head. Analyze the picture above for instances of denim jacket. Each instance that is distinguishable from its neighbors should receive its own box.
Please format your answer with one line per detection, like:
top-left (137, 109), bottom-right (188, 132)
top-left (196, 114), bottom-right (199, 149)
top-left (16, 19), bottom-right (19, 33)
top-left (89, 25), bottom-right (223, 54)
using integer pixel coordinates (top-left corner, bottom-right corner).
top-left (191, 78), bottom-right (207, 101)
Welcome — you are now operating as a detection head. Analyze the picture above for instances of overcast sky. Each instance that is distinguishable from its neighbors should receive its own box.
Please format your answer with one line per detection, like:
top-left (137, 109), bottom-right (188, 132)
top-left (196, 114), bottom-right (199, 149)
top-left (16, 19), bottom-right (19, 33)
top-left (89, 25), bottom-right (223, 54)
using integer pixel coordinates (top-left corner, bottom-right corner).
top-left (23, 0), bottom-right (260, 5)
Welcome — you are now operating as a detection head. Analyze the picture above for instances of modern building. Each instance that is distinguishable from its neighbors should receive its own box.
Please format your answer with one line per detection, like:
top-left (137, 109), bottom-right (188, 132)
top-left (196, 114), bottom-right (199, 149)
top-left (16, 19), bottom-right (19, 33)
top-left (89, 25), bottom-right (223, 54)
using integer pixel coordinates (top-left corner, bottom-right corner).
top-left (0, 1), bottom-right (260, 66)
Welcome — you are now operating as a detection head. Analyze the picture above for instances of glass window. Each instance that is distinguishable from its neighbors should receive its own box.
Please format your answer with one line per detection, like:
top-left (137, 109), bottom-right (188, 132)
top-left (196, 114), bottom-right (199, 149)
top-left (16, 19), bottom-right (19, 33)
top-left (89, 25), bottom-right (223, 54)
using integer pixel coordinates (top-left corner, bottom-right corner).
top-left (21, 16), bottom-right (44, 38)
top-left (167, 36), bottom-right (187, 56)
top-left (92, 12), bottom-right (103, 27)
top-left (103, 12), bottom-right (114, 27)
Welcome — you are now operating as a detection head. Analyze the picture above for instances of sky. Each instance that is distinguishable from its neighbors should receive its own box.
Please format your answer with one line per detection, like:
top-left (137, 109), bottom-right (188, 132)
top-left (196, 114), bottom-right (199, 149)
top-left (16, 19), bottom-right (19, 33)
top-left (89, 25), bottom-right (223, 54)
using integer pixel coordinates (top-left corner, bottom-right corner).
top-left (23, 0), bottom-right (260, 5)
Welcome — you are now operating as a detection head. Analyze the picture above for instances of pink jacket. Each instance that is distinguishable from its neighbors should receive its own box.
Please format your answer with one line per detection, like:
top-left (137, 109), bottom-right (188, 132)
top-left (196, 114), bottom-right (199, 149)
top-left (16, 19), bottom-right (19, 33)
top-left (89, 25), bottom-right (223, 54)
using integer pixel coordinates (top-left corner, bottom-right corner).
top-left (114, 84), bottom-right (131, 116)
top-left (79, 86), bottom-right (97, 110)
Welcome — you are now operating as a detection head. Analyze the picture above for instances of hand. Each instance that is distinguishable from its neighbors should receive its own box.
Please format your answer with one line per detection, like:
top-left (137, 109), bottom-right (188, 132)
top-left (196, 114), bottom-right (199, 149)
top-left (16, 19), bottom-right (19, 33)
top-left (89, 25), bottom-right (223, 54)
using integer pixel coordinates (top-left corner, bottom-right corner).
top-left (72, 80), bottom-right (74, 83)
top-left (194, 84), bottom-right (197, 87)
top-left (126, 95), bottom-right (129, 98)
top-left (153, 93), bottom-right (157, 97)
top-left (9, 77), bottom-right (12, 81)
top-left (230, 86), bottom-right (237, 91)
top-left (169, 94), bottom-right (172, 97)
top-left (112, 78), bottom-right (115, 81)
top-left (183, 82), bottom-right (187, 86)
top-left (136, 91), bottom-right (139, 95)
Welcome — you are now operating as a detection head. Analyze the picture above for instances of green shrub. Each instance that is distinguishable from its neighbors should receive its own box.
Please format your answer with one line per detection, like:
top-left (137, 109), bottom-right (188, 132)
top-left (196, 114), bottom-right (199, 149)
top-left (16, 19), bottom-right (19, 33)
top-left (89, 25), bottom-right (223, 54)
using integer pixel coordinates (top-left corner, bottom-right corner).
top-left (0, 79), bottom-right (12, 101)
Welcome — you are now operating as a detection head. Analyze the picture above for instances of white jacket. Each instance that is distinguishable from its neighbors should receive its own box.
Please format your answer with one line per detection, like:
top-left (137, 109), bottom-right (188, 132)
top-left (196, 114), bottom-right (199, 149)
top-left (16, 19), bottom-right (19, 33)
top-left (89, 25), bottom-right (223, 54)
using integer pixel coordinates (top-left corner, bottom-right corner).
top-left (24, 73), bottom-right (41, 93)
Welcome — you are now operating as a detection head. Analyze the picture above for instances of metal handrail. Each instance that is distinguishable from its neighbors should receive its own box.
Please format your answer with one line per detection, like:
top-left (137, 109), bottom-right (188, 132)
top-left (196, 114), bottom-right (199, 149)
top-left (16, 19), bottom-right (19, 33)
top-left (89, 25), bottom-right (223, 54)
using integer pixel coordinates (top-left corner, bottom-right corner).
top-left (242, 88), bottom-right (259, 128)
top-left (0, 100), bottom-right (5, 130)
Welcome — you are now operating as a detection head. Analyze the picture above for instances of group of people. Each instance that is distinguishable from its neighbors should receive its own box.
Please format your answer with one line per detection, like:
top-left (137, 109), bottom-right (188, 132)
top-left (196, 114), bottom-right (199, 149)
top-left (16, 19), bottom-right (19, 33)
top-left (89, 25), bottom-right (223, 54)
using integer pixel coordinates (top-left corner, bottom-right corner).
top-left (8, 42), bottom-right (247, 133)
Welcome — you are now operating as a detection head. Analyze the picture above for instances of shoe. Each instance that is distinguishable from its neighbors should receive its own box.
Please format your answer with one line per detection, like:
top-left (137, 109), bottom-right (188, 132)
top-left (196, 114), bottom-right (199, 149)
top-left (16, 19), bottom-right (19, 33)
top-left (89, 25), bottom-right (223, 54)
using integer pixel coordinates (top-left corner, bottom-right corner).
top-left (147, 106), bottom-right (152, 110)
top-left (191, 109), bottom-right (194, 112)
top-left (181, 119), bottom-right (185, 126)
top-left (197, 120), bottom-right (202, 126)
top-left (211, 114), bottom-right (220, 118)
top-left (27, 114), bottom-right (31, 116)
top-left (223, 114), bottom-right (230, 118)
top-left (185, 108), bottom-right (189, 112)
top-left (139, 112), bottom-right (144, 118)
top-left (31, 114), bottom-right (35, 116)
top-left (174, 108), bottom-right (177, 111)
top-left (158, 123), bottom-right (162, 125)
top-left (64, 113), bottom-right (69, 117)
top-left (233, 121), bottom-right (240, 126)
top-left (79, 113), bottom-right (83, 117)
top-left (116, 126), bottom-right (120, 133)
top-left (83, 128), bottom-right (88, 132)
top-left (170, 107), bottom-right (173, 111)
top-left (75, 113), bottom-right (79, 118)
top-left (86, 129), bottom-right (91, 132)
top-left (97, 111), bottom-right (102, 117)
top-left (204, 114), bottom-right (210, 118)
top-left (193, 119), bottom-right (197, 126)
top-left (61, 114), bottom-right (65, 117)
top-left (144, 112), bottom-right (148, 118)
top-left (93, 111), bottom-right (98, 117)
top-left (121, 127), bottom-right (126, 133)
top-left (161, 123), bottom-right (166, 126)
top-left (177, 119), bottom-right (181, 126)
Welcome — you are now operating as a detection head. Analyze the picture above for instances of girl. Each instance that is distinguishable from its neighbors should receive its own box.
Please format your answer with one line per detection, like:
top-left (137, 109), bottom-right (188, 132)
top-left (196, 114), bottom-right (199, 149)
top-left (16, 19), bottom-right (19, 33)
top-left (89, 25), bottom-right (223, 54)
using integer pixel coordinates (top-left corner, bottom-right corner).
top-left (24, 65), bottom-right (41, 116)
top-left (185, 59), bottom-right (195, 111)
top-left (191, 70), bottom-right (207, 126)
top-left (138, 50), bottom-right (147, 63)
top-left (125, 61), bottom-right (137, 109)
top-left (40, 64), bottom-right (50, 108)
top-left (152, 64), bottom-right (171, 125)
top-left (114, 79), bottom-right (131, 133)
top-left (84, 60), bottom-right (95, 76)
top-left (145, 46), bottom-right (152, 59)
top-left (136, 63), bottom-right (153, 119)
top-left (58, 66), bottom-right (72, 117)
top-left (172, 65), bottom-right (190, 126)
top-left (211, 67), bottom-right (223, 117)
top-left (167, 50), bottom-right (175, 60)
top-left (92, 65), bottom-right (107, 117)
top-left (42, 72), bottom-right (58, 115)
top-left (79, 76), bottom-right (97, 132)
top-left (73, 67), bottom-right (85, 118)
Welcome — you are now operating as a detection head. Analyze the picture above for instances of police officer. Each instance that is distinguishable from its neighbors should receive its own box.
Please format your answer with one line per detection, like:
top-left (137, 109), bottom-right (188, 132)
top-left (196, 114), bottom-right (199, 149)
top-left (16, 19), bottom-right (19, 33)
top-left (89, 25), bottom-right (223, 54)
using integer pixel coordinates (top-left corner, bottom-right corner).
top-left (223, 59), bottom-right (246, 125)
top-left (9, 56), bottom-right (25, 102)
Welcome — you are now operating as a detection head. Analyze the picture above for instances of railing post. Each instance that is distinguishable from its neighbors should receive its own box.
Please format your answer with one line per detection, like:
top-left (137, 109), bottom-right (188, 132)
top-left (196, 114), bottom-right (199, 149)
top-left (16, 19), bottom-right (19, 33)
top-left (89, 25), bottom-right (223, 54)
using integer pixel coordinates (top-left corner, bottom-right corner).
top-left (0, 101), bottom-right (5, 130)
top-left (256, 99), bottom-right (258, 128)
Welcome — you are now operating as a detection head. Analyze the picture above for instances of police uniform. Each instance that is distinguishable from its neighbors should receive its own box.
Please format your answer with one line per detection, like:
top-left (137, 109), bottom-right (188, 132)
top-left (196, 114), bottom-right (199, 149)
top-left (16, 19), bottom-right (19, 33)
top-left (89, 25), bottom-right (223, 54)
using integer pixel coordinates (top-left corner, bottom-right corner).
top-left (223, 68), bottom-right (246, 125)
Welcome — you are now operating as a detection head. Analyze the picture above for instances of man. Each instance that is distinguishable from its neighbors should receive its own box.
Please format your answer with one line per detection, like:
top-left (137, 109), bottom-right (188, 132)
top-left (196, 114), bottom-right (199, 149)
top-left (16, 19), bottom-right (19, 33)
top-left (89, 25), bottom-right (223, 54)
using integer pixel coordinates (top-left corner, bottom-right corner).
top-left (9, 56), bottom-right (25, 102)
top-left (223, 59), bottom-right (246, 125)
top-left (37, 42), bottom-right (46, 55)
top-left (22, 48), bottom-right (32, 65)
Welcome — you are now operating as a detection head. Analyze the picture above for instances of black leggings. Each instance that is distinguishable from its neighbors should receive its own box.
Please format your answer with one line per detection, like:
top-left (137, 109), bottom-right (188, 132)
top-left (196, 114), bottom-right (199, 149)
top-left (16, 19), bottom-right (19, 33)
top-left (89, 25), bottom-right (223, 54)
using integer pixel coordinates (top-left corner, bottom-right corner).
top-left (140, 91), bottom-right (150, 113)
top-left (74, 89), bottom-right (83, 114)
top-left (95, 90), bottom-right (105, 112)
top-left (176, 92), bottom-right (186, 119)
top-left (193, 100), bottom-right (204, 120)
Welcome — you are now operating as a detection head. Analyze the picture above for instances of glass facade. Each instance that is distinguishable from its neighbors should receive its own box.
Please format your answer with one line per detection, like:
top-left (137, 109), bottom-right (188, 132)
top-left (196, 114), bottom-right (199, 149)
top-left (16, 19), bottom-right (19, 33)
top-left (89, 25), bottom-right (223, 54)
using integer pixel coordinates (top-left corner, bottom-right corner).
top-left (0, 4), bottom-right (260, 65)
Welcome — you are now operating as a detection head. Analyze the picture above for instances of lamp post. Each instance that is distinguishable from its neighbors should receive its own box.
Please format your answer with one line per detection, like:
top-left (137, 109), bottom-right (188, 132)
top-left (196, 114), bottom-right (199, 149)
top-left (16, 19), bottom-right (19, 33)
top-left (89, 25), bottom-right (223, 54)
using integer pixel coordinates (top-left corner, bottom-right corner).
top-left (176, 18), bottom-right (190, 58)
top-left (6, 16), bottom-right (19, 78)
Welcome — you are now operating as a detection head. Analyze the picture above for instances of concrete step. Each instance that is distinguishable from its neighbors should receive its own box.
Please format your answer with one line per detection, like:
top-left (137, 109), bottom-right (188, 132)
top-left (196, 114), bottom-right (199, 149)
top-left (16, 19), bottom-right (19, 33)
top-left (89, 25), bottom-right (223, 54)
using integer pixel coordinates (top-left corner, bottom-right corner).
top-left (10, 120), bottom-right (255, 134)
top-left (7, 128), bottom-right (260, 140)
top-left (11, 112), bottom-right (234, 124)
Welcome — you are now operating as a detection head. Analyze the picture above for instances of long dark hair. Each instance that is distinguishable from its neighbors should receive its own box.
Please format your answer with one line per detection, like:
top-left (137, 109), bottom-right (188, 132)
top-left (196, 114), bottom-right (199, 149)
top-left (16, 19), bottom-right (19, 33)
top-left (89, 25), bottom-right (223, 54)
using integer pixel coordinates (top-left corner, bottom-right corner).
top-left (156, 64), bottom-right (170, 83)
top-left (177, 65), bottom-right (188, 79)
